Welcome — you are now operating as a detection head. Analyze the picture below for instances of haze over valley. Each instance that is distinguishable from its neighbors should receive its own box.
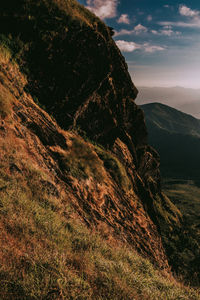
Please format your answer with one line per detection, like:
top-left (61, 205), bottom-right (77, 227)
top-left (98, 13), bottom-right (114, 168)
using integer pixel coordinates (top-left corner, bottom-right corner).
top-left (137, 86), bottom-right (200, 119)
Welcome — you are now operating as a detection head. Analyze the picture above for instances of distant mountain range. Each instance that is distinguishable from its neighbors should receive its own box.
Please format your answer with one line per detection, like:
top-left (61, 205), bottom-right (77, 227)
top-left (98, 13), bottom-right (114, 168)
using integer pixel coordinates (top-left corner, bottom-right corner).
top-left (141, 102), bottom-right (200, 181)
top-left (137, 86), bottom-right (200, 119)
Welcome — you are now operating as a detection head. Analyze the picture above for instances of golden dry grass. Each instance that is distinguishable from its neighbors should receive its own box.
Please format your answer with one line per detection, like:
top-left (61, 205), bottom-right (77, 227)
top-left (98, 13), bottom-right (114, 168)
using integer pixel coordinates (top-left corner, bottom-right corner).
top-left (0, 156), bottom-right (199, 299)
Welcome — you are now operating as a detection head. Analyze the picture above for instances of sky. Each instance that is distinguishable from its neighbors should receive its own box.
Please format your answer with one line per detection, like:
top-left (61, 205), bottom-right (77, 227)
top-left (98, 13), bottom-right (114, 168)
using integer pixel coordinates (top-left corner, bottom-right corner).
top-left (77, 0), bottom-right (200, 88)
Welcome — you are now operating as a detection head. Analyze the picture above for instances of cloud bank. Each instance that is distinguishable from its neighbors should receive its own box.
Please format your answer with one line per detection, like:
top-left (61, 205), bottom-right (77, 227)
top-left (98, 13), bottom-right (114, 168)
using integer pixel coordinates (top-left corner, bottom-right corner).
top-left (160, 5), bottom-right (200, 28)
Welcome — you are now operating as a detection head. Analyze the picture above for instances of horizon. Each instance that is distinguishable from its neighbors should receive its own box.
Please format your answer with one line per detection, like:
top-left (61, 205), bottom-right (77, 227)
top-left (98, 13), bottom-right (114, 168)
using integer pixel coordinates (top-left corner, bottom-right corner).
top-left (136, 85), bottom-right (200, 90)
top-left (78, 0), bottom-right (200, 89)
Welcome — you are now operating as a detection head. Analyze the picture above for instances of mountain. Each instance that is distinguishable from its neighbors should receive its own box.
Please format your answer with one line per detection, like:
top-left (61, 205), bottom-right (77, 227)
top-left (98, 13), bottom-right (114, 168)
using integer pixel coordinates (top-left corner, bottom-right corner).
top-left (141, 103), bottom-right (200, 283)
top-left (141, 102), bottom-right (200, 180)
top-left (136, 86), bottom-right (200, 119)
top-left (0, 0), bottom-right (199, 298)
top-left (141, 102), bottom-right (200, 137)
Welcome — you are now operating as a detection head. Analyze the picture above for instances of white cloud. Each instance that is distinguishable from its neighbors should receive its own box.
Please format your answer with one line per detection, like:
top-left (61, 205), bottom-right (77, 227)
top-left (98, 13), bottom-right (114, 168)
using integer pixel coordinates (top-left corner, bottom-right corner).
top-left (114, 29), bottom-right (133, 37)
top-left (159, 5), bottom-right (200, 29)
top-left (159, 21), bottom-right (200, 28)
top-left (86, 0), bottom-right (118, 19)
top-left (160, 29), bottom-right (175, 36)
top-left (117, 14), bottom-right (130, 24)
top-left (115, 24), bottom-right (148, 37)
top-left (115, 23), bottom-right (179, 38)
top-left (116, 40), bottom-right (165, 53)
top-left (143, 44), bottom-right (165, 53)
top-left (179, 5), bottom-right (199, 17)
top-left (151, 30), bottom-right (158, 35)
top-left (151, 27), bottom-right (181, 36)
top-left (134, 24), bottom-right (148, 34)
top-left (115, 40), bottom-right (140, 52)
top-left (147, 15), bottom-right (152, 22)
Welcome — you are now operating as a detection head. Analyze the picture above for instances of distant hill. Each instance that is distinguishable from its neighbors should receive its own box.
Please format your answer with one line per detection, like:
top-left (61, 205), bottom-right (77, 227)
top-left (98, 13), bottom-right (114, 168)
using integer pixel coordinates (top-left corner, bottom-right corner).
top-left (141, 103), bottom-right (200, 180)
top-left (137, 86), bottom-right (200, 119)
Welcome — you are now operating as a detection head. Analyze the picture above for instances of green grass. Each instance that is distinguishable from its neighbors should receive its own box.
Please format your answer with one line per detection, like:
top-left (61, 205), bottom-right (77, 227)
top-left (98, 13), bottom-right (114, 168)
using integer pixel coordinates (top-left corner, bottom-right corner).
top-left (154, 192), bottom-right (182, 228)
top-left (164, 179), bottom-right (200, 225)
top-left (159, 179), bottom-right (200, 286)
top-left (0, 171), bottom-right (200, 299)
top-left (95, 144), bottom-right (132, 192)
top-left (58, 136), bottom-right (105, 181)
top-left (56, 135), bottom-right (132, 192)
top-left (0, 141), bottom-right (199, 299)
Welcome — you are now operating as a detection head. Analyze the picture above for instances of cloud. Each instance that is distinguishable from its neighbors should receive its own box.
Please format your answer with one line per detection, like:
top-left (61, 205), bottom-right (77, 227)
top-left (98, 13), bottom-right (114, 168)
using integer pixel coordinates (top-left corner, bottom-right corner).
top-left (115, 24), bottom-right (148, 37)
top-left (152, 29), bottom-right (173, 36)
top-left (115, 40), bottom-right (140, 52)
top-left (117, 14), bottom-right (130, 24)
top-left (115, 29), bottom-right (133, 37)
top-left (143, 44), bottom-right (165, 53)
top-left (116, 40), bottom-right (165, 53)
top-left (147, 15), bottom-right (152, 22)
top-left (115, 23), bottom-right (179, 38)
top-left (134, 24), bottom-right (148, 34)
top-left (86, 0), bottom-right (118, 19)
top-left (159, 5), bottom-right (200, 29)
top-left (151, 26), bottom-right (181, 36)
top-left (159, 21), bottom-right (200, 28)
top-left (179, 5), bottom-right (199, 17)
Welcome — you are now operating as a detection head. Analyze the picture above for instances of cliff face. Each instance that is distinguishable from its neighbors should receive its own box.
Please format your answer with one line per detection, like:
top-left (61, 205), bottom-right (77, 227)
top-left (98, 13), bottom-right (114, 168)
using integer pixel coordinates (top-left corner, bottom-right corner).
top-left (0, 0), bottom-right (179, 272)
top-left (0, 60), bottom-right (169, 270)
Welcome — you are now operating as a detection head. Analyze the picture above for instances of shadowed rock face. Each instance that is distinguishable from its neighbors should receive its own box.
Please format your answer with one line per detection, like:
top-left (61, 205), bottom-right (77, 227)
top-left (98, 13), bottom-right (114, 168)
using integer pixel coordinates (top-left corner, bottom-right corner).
top-left (0, 61), bottom-right (169, 270)
top-left (0, 0), bottom-right (178, 270)
top-left (0, 0), bottom-right (146, 148)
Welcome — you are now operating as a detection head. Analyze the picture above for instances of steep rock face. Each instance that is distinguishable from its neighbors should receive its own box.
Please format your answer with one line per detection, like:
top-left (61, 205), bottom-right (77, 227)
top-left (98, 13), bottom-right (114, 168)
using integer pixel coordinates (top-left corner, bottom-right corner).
top-left (1, 0), bottom-right (159, 201)
top-left (0, 58), bottom-right (170, 270)
top-left (0, 0), bottom-right (178, 270)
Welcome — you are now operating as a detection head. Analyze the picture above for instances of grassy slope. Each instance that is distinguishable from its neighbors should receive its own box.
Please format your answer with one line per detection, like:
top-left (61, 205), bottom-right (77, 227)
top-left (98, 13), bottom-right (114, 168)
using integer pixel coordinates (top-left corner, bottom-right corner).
top-left (141, 103), bottom-right (200, 137)
top-left (163, 180), bottom-right (200, 284)
top-left (0, 168), bottom-right (199, 299)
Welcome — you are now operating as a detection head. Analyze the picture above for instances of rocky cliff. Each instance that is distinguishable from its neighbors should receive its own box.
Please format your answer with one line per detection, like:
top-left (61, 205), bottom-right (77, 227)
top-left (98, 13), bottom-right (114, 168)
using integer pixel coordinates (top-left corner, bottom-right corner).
top-left (0, 0), bottom-right (184, 289)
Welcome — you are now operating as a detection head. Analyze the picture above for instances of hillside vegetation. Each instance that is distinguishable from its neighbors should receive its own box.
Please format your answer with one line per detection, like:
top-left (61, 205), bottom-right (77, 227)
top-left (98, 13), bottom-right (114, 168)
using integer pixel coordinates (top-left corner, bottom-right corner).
top-left (163, 179), bottom-right (200, 285)
top-left (0, 166), bottom-right (199, 299)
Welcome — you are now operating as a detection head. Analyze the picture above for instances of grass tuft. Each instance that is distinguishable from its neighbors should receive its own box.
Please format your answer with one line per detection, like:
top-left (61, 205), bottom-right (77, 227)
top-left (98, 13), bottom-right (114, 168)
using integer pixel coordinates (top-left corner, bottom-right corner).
top-left (0, 84), bottom-right (13, 119)
top-left (59, 136), bottom-right (105, 181)
top-left (95, 144), bottom-right (132, 192)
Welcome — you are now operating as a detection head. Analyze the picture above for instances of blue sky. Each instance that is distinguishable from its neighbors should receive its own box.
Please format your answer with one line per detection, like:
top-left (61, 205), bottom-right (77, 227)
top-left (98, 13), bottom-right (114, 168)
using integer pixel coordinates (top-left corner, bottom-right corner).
top-left (77, 0), bottom-right (200, 88)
